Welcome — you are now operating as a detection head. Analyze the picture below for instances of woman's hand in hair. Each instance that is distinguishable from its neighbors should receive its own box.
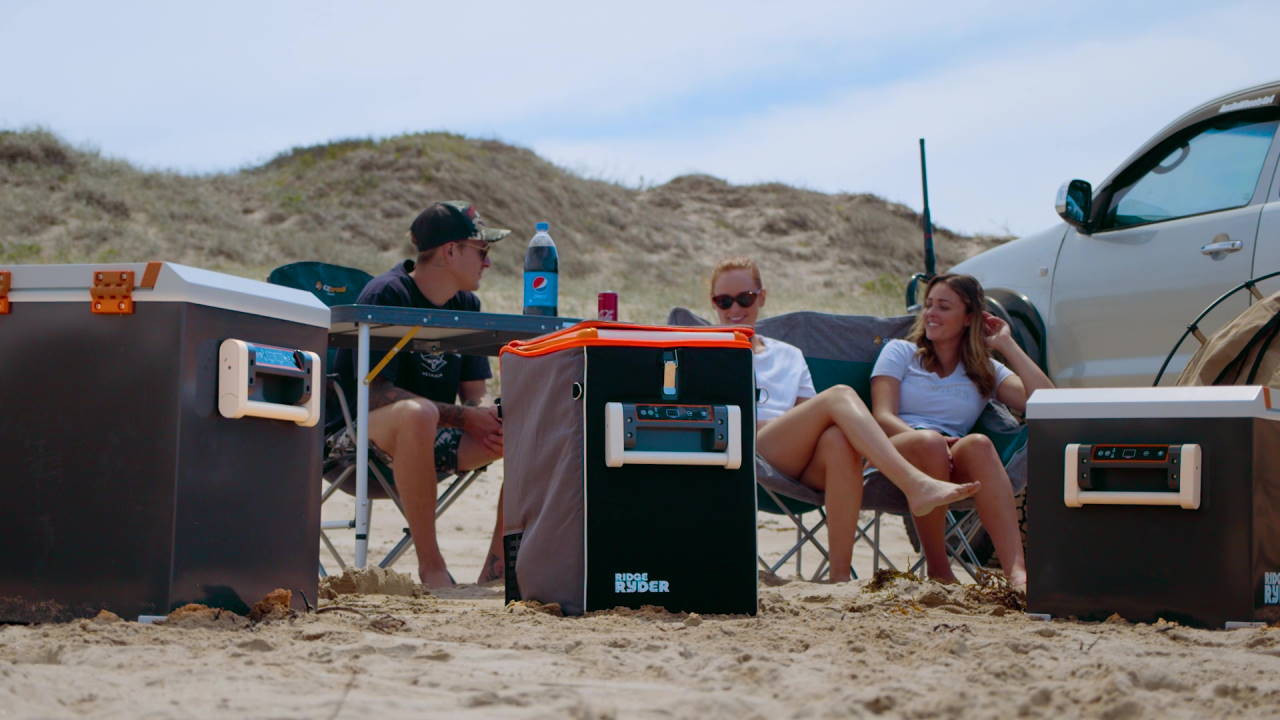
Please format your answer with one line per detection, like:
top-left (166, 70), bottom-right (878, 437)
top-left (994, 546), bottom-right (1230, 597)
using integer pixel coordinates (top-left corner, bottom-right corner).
top-left (981, 311), bottom-right (1016, 355)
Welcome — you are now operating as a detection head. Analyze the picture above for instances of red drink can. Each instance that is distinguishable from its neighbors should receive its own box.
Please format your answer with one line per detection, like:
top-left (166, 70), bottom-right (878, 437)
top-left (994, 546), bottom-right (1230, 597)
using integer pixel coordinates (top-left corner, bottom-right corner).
top-left (597, 291), bottom-right (618, 322)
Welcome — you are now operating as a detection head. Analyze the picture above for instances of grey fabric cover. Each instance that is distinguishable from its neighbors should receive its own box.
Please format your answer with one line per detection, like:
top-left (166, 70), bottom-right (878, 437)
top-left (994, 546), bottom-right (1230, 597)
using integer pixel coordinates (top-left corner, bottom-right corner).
top-left (501, 348), bottom-right (587, 615)
top-left (667, 307), bottom-right (1026, 514)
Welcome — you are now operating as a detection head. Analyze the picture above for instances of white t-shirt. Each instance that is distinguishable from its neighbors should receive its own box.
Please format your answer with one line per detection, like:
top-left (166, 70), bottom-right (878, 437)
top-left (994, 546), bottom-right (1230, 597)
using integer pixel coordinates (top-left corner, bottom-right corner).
top-left (871, 339), bottom-right (1013, 437)
top-left (754, 336), bottom-right (816, 423)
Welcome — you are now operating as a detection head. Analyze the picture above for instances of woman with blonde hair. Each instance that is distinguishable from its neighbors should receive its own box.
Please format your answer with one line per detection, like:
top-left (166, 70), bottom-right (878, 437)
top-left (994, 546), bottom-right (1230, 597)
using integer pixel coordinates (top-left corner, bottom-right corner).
top-left (870, 273), bottom-right (1053, 592)
top-left (709, 257), bottom-right (980, 582)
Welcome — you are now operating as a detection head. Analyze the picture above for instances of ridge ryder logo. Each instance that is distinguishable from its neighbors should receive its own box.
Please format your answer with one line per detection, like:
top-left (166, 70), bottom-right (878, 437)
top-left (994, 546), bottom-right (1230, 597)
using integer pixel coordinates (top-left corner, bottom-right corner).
top-left (1265, 572), bottom-right (1280, 605)
top-left (615, 572), bottom-right (670, 594)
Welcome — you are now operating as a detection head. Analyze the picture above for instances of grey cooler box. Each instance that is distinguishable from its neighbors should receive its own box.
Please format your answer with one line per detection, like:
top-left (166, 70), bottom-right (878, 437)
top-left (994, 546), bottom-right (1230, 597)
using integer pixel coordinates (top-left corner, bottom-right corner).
top-left (0, 262), bottom-right (330, 622)
top-left (1027, 386), bottom-right (1280, 628)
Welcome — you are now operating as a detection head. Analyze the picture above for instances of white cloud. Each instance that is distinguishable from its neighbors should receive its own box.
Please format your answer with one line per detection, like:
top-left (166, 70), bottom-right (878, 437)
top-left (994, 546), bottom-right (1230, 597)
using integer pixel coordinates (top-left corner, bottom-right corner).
top-left (532, 2), bottom-right (1280, 235)
top-left (2, 0), bottom-right (1277, 236)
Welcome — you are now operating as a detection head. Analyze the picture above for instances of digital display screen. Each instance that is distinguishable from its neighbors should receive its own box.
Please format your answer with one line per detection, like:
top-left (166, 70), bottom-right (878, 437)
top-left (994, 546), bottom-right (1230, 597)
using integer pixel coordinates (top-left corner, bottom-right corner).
top-left (250, 344), bottom-right (301, 370)
top-left (1092, 445), bottom-right (1168, 461)
top-left (635, 404), bottom-right (712, 421)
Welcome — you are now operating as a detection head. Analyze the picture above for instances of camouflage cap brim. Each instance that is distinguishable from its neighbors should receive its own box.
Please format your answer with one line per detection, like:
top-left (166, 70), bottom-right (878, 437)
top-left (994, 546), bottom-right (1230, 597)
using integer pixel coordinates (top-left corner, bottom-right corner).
top-left (479, 227), bottom-right (511, 243)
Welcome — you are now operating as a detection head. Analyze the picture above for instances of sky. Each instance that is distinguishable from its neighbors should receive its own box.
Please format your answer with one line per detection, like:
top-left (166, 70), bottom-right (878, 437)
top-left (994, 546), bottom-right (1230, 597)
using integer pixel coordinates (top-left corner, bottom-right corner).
top-left (2, 0), bottom-right (1278, 238)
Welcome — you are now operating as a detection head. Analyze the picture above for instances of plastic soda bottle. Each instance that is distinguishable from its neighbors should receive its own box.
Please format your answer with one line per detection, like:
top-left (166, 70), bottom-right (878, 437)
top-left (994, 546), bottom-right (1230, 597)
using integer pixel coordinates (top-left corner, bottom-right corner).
top-left (522, 221), bottom-right (558, 316)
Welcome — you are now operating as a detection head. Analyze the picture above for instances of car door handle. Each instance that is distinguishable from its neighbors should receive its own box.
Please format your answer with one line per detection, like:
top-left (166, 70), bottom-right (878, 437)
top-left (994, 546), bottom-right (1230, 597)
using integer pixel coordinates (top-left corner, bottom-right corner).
top-left (1201, 239), bottom-right (1243, 256)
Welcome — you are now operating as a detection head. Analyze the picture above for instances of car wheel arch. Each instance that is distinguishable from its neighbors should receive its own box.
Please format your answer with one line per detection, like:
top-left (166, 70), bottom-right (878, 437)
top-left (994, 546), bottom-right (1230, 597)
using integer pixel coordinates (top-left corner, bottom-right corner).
top-left (984, 290), bottom-right (1047, 370)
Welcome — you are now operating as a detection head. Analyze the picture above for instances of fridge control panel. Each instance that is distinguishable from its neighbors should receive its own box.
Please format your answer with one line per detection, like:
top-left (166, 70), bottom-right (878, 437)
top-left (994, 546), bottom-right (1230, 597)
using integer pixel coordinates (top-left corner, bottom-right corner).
top-left (604, 402), bottom-right (742, 469)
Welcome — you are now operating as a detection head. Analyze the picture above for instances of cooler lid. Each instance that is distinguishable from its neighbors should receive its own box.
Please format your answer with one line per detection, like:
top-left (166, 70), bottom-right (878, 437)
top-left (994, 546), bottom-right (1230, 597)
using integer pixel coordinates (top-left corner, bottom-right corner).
top-left (3, 262), bottom-right (330, 329)
top-left (1027, 386), bottom-right (1280, 420)
top-left (500, 321), bottom-right (753, 358)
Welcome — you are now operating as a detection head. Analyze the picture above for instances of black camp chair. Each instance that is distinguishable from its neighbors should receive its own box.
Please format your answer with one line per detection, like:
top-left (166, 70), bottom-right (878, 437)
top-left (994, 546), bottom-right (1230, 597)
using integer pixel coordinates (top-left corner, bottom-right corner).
top-left (267, 261), bottom-right (489, 574)
top-left (667, 307), bottom-right (1028, 581)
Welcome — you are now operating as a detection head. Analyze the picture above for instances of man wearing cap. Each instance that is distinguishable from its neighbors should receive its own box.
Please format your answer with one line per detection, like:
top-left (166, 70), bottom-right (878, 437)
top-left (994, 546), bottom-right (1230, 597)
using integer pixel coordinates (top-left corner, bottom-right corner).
top-left (343, 201), bottom-right (508, 589)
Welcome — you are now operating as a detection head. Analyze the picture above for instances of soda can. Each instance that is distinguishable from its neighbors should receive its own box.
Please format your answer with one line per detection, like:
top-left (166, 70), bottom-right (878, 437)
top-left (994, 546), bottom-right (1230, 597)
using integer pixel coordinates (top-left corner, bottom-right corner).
top-left (597, 291), bottom-right (618, 322)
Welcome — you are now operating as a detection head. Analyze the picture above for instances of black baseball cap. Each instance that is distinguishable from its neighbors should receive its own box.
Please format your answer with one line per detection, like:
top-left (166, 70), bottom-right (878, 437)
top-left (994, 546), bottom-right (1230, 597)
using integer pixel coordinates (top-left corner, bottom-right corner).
top-left (409, 201), bottom-right (511, 251)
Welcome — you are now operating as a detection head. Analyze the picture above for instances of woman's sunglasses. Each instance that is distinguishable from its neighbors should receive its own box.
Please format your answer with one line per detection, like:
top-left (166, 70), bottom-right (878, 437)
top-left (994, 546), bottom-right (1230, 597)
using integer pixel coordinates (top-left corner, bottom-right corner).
top-left (711, 290), bottom-right (761, 310)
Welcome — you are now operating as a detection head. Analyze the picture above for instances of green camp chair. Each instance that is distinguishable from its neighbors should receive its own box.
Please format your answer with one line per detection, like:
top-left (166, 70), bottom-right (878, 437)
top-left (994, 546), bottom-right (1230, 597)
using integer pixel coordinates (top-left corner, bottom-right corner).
top-left (267, 261), bottom-right (489, 575)
top-left (667, 307), bottom-right (1029, 582)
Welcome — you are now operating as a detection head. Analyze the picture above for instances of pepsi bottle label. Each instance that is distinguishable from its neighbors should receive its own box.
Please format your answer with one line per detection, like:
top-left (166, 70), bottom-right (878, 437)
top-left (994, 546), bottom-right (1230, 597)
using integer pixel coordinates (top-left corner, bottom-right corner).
top-left (523, 272), bottom-right (558, 308)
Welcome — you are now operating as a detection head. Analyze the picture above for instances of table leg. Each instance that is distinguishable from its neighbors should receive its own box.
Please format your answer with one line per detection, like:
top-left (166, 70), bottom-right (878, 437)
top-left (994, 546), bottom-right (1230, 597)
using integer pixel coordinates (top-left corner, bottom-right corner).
top-left (355, 322), bottom-right (371, 569)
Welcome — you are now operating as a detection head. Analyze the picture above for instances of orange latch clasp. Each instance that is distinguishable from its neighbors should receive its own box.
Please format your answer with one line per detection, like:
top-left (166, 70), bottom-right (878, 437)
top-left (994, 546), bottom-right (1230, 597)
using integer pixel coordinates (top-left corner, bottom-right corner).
top-left (91, 270), bottom-right (135, 314)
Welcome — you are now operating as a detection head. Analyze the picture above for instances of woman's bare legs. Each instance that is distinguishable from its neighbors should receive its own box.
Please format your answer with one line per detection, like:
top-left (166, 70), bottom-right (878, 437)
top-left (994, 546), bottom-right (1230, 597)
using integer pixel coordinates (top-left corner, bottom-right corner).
top-left (889, 431), bottom-right (958, 582)
top-left (894, 431), bottom-right (1026, 590)
top-left (952, 435), bottom-right (1026, 592)
top-left (791, 426), bottom-right (863, 582)
top-left (757, 385), bottom-right (980, 517)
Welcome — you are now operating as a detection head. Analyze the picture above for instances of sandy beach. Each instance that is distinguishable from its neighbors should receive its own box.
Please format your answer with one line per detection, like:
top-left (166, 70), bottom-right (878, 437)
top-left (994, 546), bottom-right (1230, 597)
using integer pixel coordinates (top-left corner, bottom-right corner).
top-left (4, 462), bottom-right (1280, 719)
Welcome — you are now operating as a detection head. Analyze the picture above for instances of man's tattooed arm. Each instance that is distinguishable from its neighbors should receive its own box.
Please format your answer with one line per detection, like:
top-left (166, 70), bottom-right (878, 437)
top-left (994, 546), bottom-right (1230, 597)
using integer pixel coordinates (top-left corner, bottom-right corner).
top-left (369, 378), bottom-right (418, 411)
top-left (434, 402), bottom-right (466, 428)
top-left (369, 379), bottom-right (469, 428)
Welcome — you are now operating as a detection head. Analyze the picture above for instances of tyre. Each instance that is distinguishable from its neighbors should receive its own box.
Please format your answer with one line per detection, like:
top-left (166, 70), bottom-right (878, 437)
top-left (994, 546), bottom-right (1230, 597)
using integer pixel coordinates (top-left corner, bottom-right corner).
top-left (1009, 316), bottom-right (1044, 371)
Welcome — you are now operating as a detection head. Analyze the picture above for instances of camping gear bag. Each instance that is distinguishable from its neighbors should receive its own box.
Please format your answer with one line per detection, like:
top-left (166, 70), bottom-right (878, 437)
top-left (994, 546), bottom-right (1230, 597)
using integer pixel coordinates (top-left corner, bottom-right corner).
top-left (500, 322), bottom-right (757, 616)
top-left (1177, 289), bottom-right (1280, 387)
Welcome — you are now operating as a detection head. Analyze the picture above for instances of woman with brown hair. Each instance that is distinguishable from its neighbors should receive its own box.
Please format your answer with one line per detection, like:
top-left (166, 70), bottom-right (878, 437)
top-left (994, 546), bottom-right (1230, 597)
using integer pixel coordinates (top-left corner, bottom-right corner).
top-left (870, 273), bottom-right (1053, 592)
top-left (709, 258), bottom-right (981, 582)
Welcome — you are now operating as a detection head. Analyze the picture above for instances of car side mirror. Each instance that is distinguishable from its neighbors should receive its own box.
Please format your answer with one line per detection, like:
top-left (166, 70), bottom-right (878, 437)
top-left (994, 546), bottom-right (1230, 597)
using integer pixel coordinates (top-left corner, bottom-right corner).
top-left (1055, 179), bottom-right (1093, 234)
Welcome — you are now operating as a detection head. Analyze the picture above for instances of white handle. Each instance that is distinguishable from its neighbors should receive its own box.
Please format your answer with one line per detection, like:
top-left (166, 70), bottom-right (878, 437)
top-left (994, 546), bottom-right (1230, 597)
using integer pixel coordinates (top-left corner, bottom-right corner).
top-left (217, 339), bottom-right (322, 427)
top-left (1063, 443), bottom-right (1201, 509)
top-left (604, 402), bottom-right (741, 469)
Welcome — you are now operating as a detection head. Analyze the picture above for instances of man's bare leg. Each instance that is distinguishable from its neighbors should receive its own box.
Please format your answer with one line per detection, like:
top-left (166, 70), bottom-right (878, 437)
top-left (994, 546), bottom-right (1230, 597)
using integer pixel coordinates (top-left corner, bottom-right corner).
top-left (369, 399), bottom-right (453, 588)
top-left (454, 436), bottom-right (505, 584)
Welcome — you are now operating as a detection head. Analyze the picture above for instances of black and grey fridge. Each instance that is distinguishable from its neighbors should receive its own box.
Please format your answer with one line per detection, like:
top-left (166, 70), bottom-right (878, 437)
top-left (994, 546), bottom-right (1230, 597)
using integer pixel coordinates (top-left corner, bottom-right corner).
top-left (500, 322), bottom-right (757, 616)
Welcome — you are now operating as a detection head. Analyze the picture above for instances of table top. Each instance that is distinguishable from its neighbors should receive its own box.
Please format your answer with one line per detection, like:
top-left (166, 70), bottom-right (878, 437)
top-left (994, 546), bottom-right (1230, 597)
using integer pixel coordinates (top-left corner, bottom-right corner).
top-left (328, 304), bottom-right (581, 356)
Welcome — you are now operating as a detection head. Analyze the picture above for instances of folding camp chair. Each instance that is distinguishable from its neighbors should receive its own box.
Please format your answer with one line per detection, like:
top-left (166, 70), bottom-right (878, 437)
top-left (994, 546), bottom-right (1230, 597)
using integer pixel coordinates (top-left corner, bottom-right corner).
top-left (267, 261), bottom-right (489, 574)
top-left (667, 307), bottom-right (1028, 582)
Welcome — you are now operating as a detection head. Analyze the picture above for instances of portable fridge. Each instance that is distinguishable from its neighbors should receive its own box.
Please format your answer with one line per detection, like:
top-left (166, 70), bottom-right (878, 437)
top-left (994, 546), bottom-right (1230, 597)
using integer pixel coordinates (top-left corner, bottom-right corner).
top-left (499, 322), bottom-right (757, 616)
top-left (1026, 386), bottom-right (1280, 627)
top-left (0, 262), bottom-right (329, 622)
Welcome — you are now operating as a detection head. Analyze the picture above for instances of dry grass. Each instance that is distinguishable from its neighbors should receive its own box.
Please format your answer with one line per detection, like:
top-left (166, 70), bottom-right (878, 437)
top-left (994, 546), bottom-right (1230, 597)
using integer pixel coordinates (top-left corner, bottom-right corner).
top-left (0, 129), bottom-right (1008, 320)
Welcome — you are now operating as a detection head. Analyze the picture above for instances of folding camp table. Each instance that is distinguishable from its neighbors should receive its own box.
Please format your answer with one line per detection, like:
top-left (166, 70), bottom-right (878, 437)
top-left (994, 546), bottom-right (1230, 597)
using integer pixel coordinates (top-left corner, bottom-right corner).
top-left (327, 305), bottom-right (579, 568)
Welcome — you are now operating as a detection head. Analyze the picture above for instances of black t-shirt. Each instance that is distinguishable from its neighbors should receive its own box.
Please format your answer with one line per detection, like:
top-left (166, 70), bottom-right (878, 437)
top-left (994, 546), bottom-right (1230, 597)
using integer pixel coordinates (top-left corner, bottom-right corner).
top-left (337, 260), bottom-right (492, 406)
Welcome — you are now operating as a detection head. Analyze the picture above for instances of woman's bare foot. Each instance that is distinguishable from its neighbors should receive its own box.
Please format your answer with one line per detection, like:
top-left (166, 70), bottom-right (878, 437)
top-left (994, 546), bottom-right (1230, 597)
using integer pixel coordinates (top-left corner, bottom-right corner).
top-left (928, 569), bottom-right (960, 585)
top-left (419, 566), bottom-right (456, 589)
top-left (475, 550), bottom-right (504, 585)
top-left (904, 474), bottom-right (981, 517)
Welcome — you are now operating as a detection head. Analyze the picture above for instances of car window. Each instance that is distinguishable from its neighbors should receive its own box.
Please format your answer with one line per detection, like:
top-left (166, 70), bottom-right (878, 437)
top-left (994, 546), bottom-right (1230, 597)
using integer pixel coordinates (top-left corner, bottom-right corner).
top-left (1102, 115), bottom-right (1279, 230)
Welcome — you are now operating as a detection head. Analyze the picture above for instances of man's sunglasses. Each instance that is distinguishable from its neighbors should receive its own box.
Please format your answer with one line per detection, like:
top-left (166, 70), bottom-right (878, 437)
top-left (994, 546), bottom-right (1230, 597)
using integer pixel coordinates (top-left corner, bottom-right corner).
top-left (458, 240), bottom-right (490, 260)
top-left (711, 290), bottom-right (761, 310)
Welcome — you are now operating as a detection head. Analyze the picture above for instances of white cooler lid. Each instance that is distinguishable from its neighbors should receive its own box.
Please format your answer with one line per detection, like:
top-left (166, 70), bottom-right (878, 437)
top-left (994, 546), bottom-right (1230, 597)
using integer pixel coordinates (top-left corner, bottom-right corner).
top-left (4, 262), bottom-right (330, 329)
top-left (1027, 385), bottom-right (1279, 420)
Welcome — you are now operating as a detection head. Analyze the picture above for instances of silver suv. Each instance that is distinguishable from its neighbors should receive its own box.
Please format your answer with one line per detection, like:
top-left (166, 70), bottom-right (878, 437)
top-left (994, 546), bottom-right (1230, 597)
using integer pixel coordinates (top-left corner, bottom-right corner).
top-left (953, 80), bottom-right (1280, 387)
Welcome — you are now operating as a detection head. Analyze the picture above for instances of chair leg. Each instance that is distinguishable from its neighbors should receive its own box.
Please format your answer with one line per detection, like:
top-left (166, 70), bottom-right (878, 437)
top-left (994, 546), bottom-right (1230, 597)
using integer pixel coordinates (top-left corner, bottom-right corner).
top-left (758, 485), bottom-right (831, 577)
top-left (320, 531), bottom-right (347, 572)
top-left (375, 467), bottom-right (491, 569)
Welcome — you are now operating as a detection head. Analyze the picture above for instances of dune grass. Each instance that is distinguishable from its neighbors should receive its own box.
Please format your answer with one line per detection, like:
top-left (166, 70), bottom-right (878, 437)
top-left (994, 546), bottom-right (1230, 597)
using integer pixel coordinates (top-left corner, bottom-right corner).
top-left (0, 129), bottom-right (1007, 321)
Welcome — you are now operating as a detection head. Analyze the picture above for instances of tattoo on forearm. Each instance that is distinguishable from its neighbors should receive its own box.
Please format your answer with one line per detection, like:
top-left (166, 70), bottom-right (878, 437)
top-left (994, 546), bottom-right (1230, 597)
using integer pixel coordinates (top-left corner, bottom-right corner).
top-left (462, 397), bottom-right (482, 407)
top-left (435, 402), bottom-right (465, 428)
top-left (369, 380), bottom-right (417, 412)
